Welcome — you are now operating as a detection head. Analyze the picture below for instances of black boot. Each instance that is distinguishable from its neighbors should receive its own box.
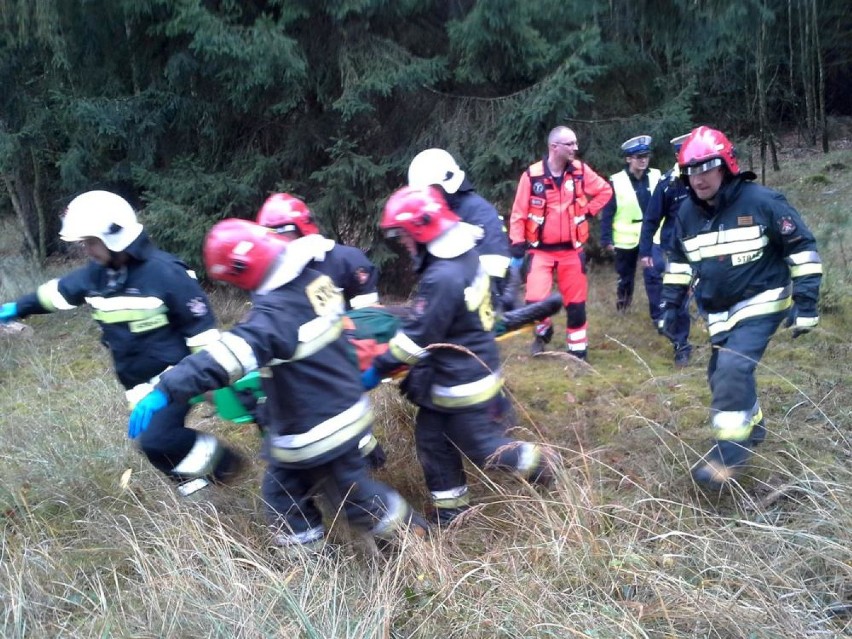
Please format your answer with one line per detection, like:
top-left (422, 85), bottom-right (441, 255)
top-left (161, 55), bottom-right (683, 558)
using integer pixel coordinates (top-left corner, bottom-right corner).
top-left (365, 443), bottom-right (387, 471)
top-left (674, 343), bottom-right (692, 368)
top-left (530, 322), bottom-right (553, 355)
top-left (211, 447), bottom-right (248, 485)
top-left (692, 439), bottom-right (754, 490)
top-left (428, 505), bottom-right (471, 528)
top-left (750, 419), bottom-right (767, 446)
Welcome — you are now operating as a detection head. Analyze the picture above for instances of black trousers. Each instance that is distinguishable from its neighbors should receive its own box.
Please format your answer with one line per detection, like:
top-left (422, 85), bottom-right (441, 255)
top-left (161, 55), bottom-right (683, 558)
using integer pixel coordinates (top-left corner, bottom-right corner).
top-left (708, 311), bottom-right (785, 440)
top-left (415, 395), bottom-right (527, 496)
top-left (137, 401), bottom-right (236, 481)
top-left (262, 445), bottom-right (406, 538)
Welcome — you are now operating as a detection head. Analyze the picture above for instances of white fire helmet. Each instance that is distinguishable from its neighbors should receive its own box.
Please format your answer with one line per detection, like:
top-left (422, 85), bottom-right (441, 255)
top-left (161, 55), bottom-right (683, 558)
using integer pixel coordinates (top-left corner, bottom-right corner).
top-left (59, 191), bottom-right (144, 252)
top-left (407, 148), bottom-right (466, 195)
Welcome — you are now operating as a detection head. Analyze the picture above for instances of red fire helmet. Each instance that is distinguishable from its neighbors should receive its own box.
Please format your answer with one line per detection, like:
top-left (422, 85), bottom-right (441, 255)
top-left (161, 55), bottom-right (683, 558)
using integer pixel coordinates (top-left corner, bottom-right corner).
top-left (380, 186), bottom-right (460, 245)
top-left (203, 218), bottom-right (285, 290)
top-left (256, 193), bottom-right (320, 236)
top-left (677, 126), bottom-right (741, 176)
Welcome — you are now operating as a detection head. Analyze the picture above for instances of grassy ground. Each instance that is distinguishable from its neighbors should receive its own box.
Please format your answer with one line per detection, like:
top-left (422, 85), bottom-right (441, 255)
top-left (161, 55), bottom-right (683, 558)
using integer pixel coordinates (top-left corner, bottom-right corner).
top-left (1, 149), bottom-right (850, 638)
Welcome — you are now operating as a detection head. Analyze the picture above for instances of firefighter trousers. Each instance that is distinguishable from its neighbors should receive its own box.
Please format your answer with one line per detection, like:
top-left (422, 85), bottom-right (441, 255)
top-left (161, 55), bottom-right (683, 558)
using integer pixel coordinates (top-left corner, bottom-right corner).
top-left (415, 395), bottom-right (535, 500)
top-left (262, 445), bottom-right (410, 542)
top-left (137, 400), bottom-right (239, 481)
top-left (707, 311), bottom-right (785, 440)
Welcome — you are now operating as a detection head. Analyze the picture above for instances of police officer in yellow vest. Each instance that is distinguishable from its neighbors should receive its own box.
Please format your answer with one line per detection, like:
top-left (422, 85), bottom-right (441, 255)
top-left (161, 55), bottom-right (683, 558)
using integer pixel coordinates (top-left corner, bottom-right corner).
top-left (601, 135), bottom-right (662, 314)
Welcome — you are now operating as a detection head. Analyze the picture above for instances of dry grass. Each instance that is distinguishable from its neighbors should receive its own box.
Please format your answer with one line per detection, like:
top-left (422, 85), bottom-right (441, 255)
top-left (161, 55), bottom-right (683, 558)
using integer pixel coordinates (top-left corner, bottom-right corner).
top-left (1, 149), bottom-right (851, 638)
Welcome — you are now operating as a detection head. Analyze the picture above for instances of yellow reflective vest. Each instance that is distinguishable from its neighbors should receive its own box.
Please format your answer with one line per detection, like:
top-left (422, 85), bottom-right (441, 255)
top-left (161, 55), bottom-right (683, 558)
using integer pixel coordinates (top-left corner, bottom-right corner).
top-left (610, 168), bottom-right (661, 249)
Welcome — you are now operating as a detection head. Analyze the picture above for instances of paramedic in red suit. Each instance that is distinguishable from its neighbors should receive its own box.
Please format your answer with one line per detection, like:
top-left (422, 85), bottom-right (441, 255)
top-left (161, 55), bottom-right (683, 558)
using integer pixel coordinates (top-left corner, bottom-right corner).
top-left (509, 126), bottom-right (613, 359)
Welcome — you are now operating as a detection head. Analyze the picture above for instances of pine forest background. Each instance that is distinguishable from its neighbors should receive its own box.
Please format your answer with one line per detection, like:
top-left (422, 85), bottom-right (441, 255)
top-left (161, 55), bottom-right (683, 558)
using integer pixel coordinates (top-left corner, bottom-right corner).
top-left (3, 3), bottom-right (852, 637)
top-left (2, 0), bottom-right (851, 293)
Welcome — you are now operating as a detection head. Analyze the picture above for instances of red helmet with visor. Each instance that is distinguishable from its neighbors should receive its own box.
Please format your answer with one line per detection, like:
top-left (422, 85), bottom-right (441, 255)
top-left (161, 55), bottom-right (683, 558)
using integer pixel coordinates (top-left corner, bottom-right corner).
top-left (256, 193), bottom-right (320, 236)
top-left (677, 126), bottom-right (741, 176)
top-left (380, 186), bottom-right (460, 245)
top-left (204, 218), bottom-right (285, 291)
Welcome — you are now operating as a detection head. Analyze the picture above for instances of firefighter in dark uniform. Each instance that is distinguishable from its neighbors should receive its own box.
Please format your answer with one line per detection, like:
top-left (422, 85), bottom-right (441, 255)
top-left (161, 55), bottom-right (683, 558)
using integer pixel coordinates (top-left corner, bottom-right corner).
top-left (360, 186), bottom-right (553, 527)
top-left (407, 148), bottom-right (515, 312)
top-left (257, 192), bottom-right (379, 310)
top-left (256, 192), bottom-right (385, 468)
top-left (128, 219), bottom-right (427, 550)
top-left (660, 126), bottom-right (822, 489)
top-left (0, 191), bottom-right (244, 491)
top-left (639, 133), bottom-right (693, 367)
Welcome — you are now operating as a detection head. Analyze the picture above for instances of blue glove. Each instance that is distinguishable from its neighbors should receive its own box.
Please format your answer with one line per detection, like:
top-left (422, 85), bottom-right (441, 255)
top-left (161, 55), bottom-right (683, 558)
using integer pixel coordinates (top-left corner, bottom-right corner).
top-left (128, 389), bottom-right (169, 439)
top-left (361, 367), bottom-right (382, 391)
top-left (0, 302), bottom-right (18, 323)
top-left (509, 257), bottom-right (524, 271)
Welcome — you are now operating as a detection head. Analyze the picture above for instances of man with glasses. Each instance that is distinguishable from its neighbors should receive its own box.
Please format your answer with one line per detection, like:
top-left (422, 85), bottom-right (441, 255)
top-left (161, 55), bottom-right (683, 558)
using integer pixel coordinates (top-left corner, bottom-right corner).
top-left (509, 126), bottom-right (612, 359)
top-left (600, 135), bottom-right (661, 315)
top-left (661, 126), bottom-right (822, 490)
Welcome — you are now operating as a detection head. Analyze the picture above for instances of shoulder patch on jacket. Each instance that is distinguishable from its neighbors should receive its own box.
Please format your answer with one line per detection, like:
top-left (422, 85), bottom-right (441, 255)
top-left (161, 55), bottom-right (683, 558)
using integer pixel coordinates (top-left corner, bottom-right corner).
top-left (778, 216), bottom-right (796, 235)
top-left (354, 267), bottom-right (370, 285)
top-left (187, 297), bottom-right (209, 317)
top-left (411, 296), bottom-right (428, 317)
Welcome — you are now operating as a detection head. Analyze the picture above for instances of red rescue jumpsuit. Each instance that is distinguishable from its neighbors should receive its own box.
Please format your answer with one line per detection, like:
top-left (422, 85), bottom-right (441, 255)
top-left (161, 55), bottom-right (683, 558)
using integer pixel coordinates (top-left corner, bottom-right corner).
top-left (509, 159), bottom-right (612, 357)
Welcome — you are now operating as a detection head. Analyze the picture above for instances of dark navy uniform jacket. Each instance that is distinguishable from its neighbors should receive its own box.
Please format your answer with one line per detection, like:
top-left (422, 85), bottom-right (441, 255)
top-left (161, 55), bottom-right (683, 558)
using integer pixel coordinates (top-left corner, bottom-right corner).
top-left (662, 176), bottom-right (822, 340)
top-left (156, 268), bottom-right (370, 467)
top-left (310, 243), bottom-right (379, 310)
top-left (371, 249), bottom-right (503, 412)
top-left (446, 186), bottom-right (510, 261)
top-left (640, 165), bottom-right (689, 257)
top-left (15, 233), bottom-right (217, 389)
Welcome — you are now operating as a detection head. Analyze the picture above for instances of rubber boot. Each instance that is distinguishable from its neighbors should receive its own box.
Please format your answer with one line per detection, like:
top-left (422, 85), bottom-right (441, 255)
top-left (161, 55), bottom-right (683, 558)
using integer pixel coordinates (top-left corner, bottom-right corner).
top-left (365, 443), bottom-right (387, 471)
top-left (211, 447), bottom-right (248, 485)
top-left (528, 459), bottom-right (556, 489)
top-left (750, 419), bottom-right (767, 446)
top-left (564, 345), bottom-right (587, 361)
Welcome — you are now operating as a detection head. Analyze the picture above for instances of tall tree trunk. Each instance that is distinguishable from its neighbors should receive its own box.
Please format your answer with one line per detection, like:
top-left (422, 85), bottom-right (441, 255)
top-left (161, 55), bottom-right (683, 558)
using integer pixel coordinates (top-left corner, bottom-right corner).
top-left (811, 0), bottom-right (829, 152)
top-left (769, 132), bottom-right (780, 171)
top-left (30, 149), bottom-right (47, 262)
top-left (799, 2), bottom-right (816, 145)
top-left (787, 0), bottom-right (795, 98)
top-left (756, 3), bottom-right (768, 183)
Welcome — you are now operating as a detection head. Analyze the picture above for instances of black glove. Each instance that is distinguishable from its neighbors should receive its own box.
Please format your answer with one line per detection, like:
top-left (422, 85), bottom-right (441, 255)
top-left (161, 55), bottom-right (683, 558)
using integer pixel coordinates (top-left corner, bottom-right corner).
top-left (784, 303), bottom-right (818, 339)
top-left (510, 242), bottom-right (527, 259)
top-left (656, 304), bottom-right (679, 340)
top-left (366, 443), bottom-right (387, 470)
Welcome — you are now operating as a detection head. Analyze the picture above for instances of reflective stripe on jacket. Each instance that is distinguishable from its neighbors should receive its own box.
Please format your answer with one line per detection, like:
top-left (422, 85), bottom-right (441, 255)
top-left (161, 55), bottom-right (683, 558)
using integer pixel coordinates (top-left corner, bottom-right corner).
top-left (158, 269), bottom-right (371, 467)
top-left (19, 233), bottom-right (218, 389)
top-left (662, 177), bottom-right (822, 340)
top-left (372, 250), bottom-right (502, 412)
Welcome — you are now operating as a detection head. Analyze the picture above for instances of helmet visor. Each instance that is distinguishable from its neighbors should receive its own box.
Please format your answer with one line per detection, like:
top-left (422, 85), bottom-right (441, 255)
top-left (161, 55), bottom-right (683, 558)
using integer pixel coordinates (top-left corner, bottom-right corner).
top-left (684, 158), bottom-right (724, 175)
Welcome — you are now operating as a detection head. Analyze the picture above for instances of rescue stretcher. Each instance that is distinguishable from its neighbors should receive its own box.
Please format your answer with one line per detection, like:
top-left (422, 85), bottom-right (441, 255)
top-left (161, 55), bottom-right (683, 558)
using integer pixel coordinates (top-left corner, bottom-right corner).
top-left (194, 294), bottom-right (564, 425)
